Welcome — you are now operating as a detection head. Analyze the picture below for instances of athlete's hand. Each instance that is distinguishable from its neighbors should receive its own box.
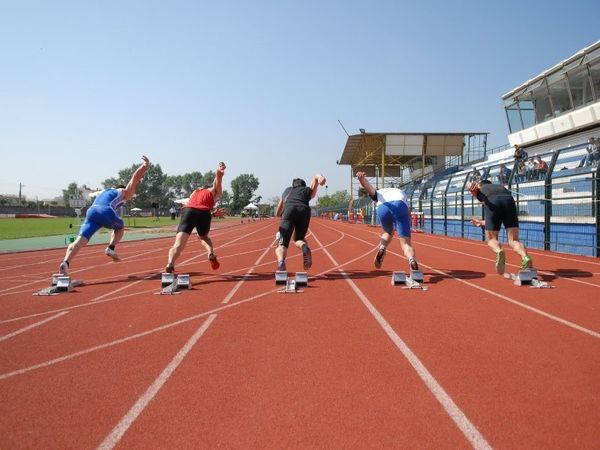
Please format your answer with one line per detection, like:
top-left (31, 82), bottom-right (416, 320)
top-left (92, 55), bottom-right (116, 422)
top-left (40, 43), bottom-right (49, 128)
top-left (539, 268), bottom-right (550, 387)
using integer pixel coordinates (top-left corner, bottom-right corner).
top-left (316, 174), bottom-right (326, 186)
top-left (212, 207), bottom-right (226, 218)
top-left (356, 171), bottom-right (366, 180)
top-left (141, 155), bottom-right (150, 166)
top-left (217, 162), bottom-right (226, 175)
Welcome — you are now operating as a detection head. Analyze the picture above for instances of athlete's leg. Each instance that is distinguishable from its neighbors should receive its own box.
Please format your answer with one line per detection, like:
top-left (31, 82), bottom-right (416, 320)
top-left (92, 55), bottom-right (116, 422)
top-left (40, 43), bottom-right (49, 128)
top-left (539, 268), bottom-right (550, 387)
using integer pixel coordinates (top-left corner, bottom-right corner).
top-left (59, 236), bottom-right (90, 273)
top-left (108, 228), bottom-right (124, 247)
top-left (485, 229), bottom-right (506, 274)
top-left (506, 227), bottom-right (531, 268)
top-left (166, 232), bottom-right (191, 271)
top-left (397, 236), bottom-right (418, 268)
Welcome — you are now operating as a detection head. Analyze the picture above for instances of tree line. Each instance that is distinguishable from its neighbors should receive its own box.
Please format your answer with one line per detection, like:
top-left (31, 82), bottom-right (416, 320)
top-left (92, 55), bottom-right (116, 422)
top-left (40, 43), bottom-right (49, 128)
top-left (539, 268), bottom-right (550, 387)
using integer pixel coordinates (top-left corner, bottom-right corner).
top-left (62, 162), bottom-right (261, 215)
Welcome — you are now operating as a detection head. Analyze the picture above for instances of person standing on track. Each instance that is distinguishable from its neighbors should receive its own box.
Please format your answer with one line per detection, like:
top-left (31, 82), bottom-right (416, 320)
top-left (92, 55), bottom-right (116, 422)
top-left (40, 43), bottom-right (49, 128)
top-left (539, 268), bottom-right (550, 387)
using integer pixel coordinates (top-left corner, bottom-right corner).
top-left (164, 162), bottom-right (226, 273)
top-left (58, 155), bottom-right (150, 274)
top-left (356, 171), bottom-right (419, 272)
top-left (468, 179), bottom-right (532, 274)
top-left (275, 173), bottom-right (326, 272)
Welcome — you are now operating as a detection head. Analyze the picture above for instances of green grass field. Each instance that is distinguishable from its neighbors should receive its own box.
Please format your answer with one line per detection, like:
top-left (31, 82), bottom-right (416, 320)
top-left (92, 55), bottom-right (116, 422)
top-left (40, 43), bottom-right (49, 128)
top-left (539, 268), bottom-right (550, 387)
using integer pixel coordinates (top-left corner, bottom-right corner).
top-left (0, 216), bottom-right (176, 239)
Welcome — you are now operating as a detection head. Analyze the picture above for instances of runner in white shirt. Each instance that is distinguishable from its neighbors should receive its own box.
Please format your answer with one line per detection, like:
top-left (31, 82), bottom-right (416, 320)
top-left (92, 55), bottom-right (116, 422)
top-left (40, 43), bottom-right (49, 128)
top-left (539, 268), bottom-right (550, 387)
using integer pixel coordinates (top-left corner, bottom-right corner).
top-left (356, 172), bottom-right (419, 271)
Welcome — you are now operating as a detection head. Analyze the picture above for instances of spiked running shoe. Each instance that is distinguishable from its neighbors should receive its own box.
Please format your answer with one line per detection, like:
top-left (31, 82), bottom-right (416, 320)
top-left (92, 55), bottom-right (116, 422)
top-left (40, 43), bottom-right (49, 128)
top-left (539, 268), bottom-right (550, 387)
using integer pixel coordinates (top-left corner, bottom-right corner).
top-left (302, 244), bottom-right (312, 270)
top-left (164, 263), bottom-right (175, 274)
top-left (409, 258), bottom-right (419, 271)
top-left (521, 255), bottom-right (532, 270)
top-left (495, 249), bottom-right (506, 274)
top-left (209, 253), bottom-right (220, 270)
top-left (105, 247), bottom-right (121, 261)
top-left (277, 260), bottom-right (287, 272)
top-left (374, 246), bottom-right (386, 269)
top-left (59, 261), bottom-right (69, 275)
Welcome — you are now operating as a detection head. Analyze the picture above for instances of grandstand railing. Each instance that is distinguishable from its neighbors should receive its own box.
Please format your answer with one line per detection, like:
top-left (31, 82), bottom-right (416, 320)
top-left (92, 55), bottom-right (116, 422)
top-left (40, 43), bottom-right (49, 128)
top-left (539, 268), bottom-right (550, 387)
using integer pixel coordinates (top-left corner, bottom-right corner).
top-left (317, 141), bottom-right (599, 257)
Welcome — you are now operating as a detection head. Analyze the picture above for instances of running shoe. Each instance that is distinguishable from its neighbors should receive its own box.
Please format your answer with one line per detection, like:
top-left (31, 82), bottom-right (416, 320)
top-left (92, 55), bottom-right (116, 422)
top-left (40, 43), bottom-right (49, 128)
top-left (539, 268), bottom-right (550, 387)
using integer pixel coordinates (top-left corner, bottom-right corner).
top-left (521, 255), bottom-right (532, 270)
top-left (409, 258), bottom-right (419, 271)
top-left (374, 246), bottom-right (386, 269)
top-left (208, 253), bottom-right (220, 270)
top-left (495, 249), bottom-right (506, 274)
top-left (105, 247), bottom-right (121, 261)
top-left (59, 261), bottom-right (69, 275)
top-left (164, 263), bottom-right (175, 274)
top-left (302, 244), bottom-right (312, 270)
top-left (277, 260), bottom-right (286, 272)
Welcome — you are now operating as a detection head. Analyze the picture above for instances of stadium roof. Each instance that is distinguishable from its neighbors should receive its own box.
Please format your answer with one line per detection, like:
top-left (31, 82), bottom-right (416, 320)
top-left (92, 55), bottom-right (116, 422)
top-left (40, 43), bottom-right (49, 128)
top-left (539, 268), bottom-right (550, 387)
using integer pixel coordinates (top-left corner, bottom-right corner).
top-left (502, 39), bottom-right (600, 100)
top-left (338, 132), bottom-right (486, 174)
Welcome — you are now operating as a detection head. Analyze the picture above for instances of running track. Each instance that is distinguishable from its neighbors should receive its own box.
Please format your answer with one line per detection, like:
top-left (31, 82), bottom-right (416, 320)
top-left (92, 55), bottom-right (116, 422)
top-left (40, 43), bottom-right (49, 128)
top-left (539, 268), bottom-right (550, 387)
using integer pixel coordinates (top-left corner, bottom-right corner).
top-left (0, 218), bottom-right (599, 449)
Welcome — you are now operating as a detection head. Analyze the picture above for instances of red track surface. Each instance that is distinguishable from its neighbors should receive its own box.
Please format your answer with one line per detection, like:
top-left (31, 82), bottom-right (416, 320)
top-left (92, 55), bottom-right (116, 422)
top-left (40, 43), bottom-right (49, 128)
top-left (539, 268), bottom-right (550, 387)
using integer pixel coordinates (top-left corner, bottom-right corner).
top-left (1, 218), bottom-right (599, 449)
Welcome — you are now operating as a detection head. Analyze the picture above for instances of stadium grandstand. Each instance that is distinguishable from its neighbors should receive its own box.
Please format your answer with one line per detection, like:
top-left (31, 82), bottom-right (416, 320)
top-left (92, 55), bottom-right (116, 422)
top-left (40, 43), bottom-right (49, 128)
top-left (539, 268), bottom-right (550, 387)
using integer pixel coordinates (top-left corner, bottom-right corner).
top-left (322, 39), bottom-right (600, 257)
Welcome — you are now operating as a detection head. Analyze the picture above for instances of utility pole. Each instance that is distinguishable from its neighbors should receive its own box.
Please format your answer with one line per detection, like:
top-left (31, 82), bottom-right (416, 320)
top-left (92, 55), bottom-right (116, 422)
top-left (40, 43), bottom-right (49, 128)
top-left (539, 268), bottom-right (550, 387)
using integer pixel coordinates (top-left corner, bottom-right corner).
top-left (19, 183), bottom-right (25, 203)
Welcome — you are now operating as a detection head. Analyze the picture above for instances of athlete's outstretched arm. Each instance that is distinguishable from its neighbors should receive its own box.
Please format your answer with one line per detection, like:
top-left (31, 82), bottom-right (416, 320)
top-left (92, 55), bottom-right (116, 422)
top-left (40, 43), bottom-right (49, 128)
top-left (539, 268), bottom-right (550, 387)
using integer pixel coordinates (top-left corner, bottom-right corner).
top-left (356, 171), bottom-right (376, 197)
top-left (122, 155), bottom-right (150, 201)
top-left (309, 173), bottom-right (326, 199)
top-left (211, 162), bottom-right (226, 201)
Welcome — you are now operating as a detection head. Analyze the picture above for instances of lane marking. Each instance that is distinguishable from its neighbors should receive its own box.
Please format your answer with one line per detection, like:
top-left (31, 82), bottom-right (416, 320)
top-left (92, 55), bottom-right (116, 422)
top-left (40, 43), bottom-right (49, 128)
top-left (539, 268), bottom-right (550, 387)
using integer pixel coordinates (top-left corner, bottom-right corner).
top-left (317, 221), bottom-right (600, 338)
top-left (0, 230), bottom-right (366, 379)
top-left (0, 312), bottom-right (69, 342)
top-left (221, 240), bottom-right (276, 304)
top-left (311, 230), bottom-right (493, 450)
top-left (97, 314), bottom-right (217, 450)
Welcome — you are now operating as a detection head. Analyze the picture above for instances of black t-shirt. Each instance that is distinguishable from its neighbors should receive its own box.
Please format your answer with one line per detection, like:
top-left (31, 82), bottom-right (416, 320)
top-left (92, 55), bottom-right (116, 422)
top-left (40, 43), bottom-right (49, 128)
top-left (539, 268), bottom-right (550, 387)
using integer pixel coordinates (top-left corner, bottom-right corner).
top-left (476, 183), bottom-right (511, 202)
top-left (281, 186), bottom-right (311, 208)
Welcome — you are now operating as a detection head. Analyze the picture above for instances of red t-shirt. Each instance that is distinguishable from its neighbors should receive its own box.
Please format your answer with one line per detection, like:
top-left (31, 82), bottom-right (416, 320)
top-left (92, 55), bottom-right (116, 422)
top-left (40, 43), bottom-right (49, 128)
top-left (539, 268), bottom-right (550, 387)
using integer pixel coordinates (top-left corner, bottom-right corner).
top-left (185, 188), bottom-right (215, 211)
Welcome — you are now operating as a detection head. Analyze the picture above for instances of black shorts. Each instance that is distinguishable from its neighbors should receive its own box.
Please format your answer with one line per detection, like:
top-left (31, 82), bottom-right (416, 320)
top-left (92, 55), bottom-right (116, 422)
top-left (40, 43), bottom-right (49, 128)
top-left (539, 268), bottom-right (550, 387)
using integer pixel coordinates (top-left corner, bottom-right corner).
top-left (177, 208), bottom-right (212, 236)
top-left (484, 195), bottom-right (519, 231)
top-left (278, 205), bottom-right (311, 248)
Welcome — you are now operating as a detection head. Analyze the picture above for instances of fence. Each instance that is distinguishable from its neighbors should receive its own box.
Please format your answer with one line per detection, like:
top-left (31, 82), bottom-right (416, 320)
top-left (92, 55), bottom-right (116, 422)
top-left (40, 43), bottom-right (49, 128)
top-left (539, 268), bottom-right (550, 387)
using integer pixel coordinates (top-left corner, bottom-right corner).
top-left (317, 142), bottom-right (599, 257)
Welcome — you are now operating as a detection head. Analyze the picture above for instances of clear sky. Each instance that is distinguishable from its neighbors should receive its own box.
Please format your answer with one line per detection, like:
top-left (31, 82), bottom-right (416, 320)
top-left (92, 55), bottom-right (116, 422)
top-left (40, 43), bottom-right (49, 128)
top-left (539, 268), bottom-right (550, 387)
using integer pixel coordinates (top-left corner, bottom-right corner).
top-left (1, 0), bottom-right (599, 202)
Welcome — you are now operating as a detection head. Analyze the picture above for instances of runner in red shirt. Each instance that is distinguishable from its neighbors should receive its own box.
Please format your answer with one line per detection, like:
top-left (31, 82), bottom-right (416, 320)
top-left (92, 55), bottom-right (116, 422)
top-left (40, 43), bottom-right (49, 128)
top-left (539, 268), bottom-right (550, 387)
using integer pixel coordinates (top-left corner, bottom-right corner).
top-left (164, 162), bottom-right (226, 273)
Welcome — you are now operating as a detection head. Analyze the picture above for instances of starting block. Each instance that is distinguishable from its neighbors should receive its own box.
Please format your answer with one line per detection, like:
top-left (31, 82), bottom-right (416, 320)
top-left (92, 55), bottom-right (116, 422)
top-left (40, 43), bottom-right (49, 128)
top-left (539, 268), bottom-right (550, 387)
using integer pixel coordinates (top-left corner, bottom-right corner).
top-left (410, 270), bottom-right (424, 282)
top-left (391, 271), bottom-right (428, 290)
top-left (295, 272), bottom-right (308, 287)
top-left (35, 274), bottom-right (83, 296)
top-left (176, 274), bottom-right (191, 289)
top-left (275, 271), bottom-right (288, 285)
top-left (161, 272), bottom-right (175, 288)
top-left (285, 278), bottom-right (297, 293)
top-left (506, 269), bottom-right (552, 288)
top-left (391, 271), bottom-right (407, 285)
top-left (157, 273), bottom-right (192, 295)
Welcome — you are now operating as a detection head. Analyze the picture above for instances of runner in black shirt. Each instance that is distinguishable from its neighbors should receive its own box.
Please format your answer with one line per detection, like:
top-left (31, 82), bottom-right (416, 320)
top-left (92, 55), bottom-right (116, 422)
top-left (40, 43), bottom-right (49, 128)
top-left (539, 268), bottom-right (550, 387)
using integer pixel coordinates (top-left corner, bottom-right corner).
top-left (275, 173), bottom-right (326, 271)
top-left (469, 179), bottom-right (532, 274)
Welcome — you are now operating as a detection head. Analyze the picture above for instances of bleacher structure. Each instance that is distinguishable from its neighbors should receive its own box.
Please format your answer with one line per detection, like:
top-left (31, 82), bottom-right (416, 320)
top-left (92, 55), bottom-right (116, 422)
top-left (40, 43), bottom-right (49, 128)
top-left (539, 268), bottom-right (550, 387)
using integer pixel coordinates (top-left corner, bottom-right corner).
top-left (329, 40), bottom-right (600, 257)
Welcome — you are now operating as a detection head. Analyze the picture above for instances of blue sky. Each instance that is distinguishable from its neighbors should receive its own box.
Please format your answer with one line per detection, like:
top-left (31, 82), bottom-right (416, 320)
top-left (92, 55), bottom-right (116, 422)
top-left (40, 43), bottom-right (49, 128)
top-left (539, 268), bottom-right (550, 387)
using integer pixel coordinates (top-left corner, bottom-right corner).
top-left (1, 0), bottom-right (599, 202)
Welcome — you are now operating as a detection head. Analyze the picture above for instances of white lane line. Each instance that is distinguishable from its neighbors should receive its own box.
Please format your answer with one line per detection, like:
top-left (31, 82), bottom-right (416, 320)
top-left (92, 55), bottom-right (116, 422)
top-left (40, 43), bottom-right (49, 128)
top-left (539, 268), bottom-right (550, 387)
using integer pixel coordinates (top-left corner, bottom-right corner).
top-left (318, 221), bottom-right (600, 338)
top-left (310, 230), bottom-right (492, 450)
top-left (0, 232), bottom-right (360, 379)
top-left (221, 240), bottom-right (276, 304)
top-left (97, 314), bottom-right (217, 450)
top-left (0, 312), bottom-right (69, 342)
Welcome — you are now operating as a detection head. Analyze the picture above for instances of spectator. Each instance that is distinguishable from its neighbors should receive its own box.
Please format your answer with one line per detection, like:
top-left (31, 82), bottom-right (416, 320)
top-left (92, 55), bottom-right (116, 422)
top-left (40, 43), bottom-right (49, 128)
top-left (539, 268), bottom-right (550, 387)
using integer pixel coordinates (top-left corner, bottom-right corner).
top-left (525, 157), bottom-right (535, 180)
top-left (516, 161), bottom-right (527, 183)
top-left (534, 156), bottom-right (548, 180)
top-left (497, 164), bottom-right (511, 185)
top-left (169, 205), bottom-right (177, 220)
top-left (578, 137), bottom-right (599, 168)
top-left (513, 144), bottom-right (528, 163)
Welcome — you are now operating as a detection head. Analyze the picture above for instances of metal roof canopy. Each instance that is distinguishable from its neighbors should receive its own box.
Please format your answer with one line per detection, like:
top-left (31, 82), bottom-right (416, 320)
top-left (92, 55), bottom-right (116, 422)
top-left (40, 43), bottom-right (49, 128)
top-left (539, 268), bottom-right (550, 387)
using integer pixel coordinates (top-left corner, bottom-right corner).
top-left (501, 39), bottom-right (600, 101)
top-left (339, 132), bottom-right (486, 199)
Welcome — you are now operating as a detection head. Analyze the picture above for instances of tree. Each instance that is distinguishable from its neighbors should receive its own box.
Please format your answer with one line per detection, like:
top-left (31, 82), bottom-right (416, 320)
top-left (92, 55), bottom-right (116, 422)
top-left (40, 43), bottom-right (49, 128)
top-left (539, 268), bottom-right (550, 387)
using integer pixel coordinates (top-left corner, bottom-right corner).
top-left (318, 190), bottom-right (350, 208)
top-left (103, 162), bottom-right (167, 208)
top-left (230, 174), bottom-right (260, 214)
top-left (62, 182), bottom-right (80, 206)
